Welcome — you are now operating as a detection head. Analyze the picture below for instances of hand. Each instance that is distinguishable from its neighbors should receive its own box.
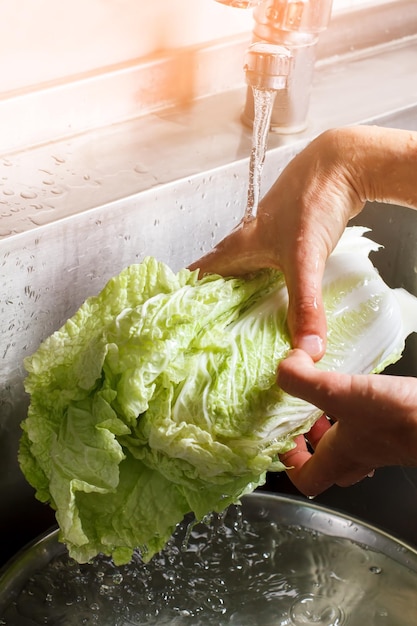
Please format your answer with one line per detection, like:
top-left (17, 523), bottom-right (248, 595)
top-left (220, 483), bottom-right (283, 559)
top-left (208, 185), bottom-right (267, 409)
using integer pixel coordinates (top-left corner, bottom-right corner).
top-left (190, 126), bottom-right (417, 359)
top-left (277, 349), bottom-right (417, 496)
top-left (190, 128), bottom-right (365, 359)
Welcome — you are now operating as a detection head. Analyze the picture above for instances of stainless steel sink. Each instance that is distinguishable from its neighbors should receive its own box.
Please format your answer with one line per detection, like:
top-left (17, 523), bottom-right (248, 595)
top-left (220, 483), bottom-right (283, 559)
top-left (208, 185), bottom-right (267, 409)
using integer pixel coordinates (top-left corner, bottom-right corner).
top-left (1, 2), bottom-right (417, 568)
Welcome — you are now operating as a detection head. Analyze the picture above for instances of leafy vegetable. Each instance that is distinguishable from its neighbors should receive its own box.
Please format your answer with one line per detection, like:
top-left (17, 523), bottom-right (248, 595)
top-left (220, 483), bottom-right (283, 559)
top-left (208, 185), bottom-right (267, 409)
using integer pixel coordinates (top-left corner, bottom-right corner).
top-left (19, 227), bottom-right (417, 564)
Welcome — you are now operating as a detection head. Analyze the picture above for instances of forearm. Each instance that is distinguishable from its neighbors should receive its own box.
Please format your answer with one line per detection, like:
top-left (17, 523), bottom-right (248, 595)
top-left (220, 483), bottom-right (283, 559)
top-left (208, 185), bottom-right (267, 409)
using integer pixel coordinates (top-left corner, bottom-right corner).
top-left (328, 125), bottom-right (417, 210)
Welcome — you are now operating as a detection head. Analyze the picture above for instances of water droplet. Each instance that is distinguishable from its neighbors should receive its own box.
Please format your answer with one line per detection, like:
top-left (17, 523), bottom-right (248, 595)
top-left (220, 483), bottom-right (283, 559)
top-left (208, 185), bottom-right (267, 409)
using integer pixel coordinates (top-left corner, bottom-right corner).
top-left (369, 566), bottom-right (382, 575)
top-left (112, 572), bottom-right (123, 585)
top-left (51, 186), bottom-right (64, 195)
top-left (204, 594), bottom-right (226, 614)
top-left (20, 191), bottom-right (38, 200)
top-left (134, 164), bottom-right (148, 174)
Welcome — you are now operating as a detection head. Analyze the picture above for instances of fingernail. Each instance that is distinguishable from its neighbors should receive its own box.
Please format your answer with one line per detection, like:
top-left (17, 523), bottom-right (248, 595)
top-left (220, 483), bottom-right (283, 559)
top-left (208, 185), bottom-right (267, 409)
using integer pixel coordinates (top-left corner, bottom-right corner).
top-left (298, 334), bottom-right (324, 358)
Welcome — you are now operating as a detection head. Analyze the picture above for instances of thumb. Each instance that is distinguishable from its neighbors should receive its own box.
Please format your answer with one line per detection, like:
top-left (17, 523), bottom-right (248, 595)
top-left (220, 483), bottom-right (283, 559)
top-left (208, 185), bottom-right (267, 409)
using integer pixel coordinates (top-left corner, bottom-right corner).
top-left (283, 249), bottom-right (327, 361)
top-left (277, 348), bottom-right (320, 399)
top-left (287, 294), bottom-right (326, 360)
top-left (277, 348), bottom-right (355, 419)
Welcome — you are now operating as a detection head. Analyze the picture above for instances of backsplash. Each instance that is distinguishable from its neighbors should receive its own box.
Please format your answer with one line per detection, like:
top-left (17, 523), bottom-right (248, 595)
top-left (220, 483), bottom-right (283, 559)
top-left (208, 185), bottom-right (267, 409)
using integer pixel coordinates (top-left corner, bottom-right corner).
top-left (1, 0), bottom-right (387, 96)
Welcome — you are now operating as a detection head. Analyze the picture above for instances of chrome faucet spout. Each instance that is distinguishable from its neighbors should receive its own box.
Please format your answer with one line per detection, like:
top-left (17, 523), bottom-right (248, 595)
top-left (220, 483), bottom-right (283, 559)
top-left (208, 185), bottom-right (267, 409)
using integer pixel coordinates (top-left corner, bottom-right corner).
top-left (215, 0), bottom-right (334, 133)
top-left (244, 43), bottom-right (292, 91)
top-left (243, 44), bottom-right (292, 221)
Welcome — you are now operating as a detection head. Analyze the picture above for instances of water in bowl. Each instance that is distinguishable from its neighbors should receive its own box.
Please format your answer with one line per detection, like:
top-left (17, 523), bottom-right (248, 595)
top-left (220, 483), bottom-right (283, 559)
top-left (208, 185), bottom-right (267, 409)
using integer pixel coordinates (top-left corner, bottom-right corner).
top-left (1, 504), bottom-right (416, 625)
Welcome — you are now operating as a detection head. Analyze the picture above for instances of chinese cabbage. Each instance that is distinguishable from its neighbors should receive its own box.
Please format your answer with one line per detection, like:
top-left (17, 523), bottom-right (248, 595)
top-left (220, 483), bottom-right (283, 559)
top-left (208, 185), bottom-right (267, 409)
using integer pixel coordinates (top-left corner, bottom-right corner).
top-left (19, 227), bottom-right (417, 564)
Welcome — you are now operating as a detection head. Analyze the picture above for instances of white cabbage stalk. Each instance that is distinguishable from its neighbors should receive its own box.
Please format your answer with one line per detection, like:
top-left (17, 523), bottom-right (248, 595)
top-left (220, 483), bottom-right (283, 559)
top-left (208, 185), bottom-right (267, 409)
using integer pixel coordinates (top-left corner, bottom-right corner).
top-left (245, 226), bottom-right (417, 442)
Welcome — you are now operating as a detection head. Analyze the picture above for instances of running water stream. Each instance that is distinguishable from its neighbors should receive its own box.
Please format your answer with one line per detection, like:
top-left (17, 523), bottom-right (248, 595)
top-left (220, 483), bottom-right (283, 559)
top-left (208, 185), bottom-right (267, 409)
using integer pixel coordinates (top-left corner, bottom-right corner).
top-left (244, 87), bottom-right (277, 222)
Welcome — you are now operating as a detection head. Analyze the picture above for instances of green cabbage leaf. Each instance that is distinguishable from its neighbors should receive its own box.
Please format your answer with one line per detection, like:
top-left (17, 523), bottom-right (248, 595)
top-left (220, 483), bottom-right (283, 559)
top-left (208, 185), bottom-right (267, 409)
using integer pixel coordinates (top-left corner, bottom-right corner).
top-left (19, 227), bottom-right (417, 564)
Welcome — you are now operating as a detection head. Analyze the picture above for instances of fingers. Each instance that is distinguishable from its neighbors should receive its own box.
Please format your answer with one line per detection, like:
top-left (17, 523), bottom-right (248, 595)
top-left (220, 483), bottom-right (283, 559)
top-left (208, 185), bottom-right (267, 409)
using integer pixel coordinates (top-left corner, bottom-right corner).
top-left (281, 426), bottom-right (376, 496)
top-left (279, 435), bottom-right (312, 478)
top-left (188, 231), bottom-right (245, 277)
top-left (279, 417), bottom-right (336, 497)
top-left (277, 349), bottom-right (354, 418)
top-left (277, 349), bottom-right (324, 401)
top-left (286, 291), bottom-right (326, 360)
top-left (190, 227), bottom-right (328, 359)
top-left (188, 220), bottom-right (267, 278)
top-left (306, 414), bottom-right (333, 448)
top-left (277, 350), bottom-right (375, 495)
top-left (280, 417), bottom-right (376, 496)
top-left (278, 351), bottom-right (417, 492)
top-left (279, 433), bottom-right (337, 497)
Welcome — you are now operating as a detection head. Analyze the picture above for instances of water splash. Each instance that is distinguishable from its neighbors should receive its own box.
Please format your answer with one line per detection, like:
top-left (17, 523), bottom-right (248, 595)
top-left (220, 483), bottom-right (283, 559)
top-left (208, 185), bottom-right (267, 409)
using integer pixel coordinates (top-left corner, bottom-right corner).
top-left (1, 505), bottom-right (417, 625)
top-left (290, 594), bottom-right (344, 625)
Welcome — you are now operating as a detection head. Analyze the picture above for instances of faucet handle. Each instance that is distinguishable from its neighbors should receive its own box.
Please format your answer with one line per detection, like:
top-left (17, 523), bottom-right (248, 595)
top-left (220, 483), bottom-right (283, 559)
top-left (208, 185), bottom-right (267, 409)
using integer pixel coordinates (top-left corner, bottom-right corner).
top-left (244, 42), bottom-right (292, 90)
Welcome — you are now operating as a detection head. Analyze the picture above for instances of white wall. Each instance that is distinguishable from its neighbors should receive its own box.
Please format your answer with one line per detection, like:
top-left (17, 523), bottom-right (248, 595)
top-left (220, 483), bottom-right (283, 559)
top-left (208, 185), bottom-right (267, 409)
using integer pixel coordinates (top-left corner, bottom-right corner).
top-left (1, 0), bottom-right (383, 96)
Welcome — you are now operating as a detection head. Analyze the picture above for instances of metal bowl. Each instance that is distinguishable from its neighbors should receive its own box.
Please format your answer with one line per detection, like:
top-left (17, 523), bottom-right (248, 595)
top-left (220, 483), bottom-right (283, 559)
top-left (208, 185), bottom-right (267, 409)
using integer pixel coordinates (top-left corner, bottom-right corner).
top-left (1, 492), bottom-right (417, 625)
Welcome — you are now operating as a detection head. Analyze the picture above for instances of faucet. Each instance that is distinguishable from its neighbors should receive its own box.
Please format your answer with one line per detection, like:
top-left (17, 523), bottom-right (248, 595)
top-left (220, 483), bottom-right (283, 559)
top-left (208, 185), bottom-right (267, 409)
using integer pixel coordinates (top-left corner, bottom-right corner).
top-left (216, 0), bottom-right (333, 133)
top-left (244, 41), bottom-right (292, 91)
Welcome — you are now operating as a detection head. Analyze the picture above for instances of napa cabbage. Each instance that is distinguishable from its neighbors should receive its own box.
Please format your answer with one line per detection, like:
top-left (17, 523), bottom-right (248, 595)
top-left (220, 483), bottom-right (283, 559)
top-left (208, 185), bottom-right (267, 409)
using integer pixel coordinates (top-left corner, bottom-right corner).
top-left (19, 227), bottom-right (417, 564)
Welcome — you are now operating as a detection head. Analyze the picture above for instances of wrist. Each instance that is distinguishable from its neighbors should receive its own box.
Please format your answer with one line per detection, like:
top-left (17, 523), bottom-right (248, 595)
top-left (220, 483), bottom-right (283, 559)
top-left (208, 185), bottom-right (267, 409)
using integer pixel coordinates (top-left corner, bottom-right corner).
top-left (328, 125), bottom-right (417, 210)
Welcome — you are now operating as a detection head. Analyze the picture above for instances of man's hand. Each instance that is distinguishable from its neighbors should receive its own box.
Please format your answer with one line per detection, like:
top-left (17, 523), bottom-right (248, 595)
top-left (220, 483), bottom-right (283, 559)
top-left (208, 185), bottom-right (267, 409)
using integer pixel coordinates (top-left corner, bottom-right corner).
top-left (277, 349), bottom-right (417, 496)
top-left (190, 128), bottom-right (366, 359)
top-left (190, 126), bottom-right (417, 361)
